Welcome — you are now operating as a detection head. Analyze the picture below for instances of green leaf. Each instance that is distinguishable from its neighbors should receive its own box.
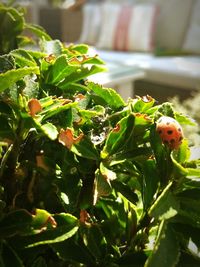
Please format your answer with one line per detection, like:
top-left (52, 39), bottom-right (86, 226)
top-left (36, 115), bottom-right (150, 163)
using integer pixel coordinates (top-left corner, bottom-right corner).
top-left (149, 182), bottom-right (179, 221)
top-left (111, 147), bottom-right (152, 163)
top-left (68, 43), bottom-right (89, 54)
top-left (40, 39), bottom-right (62, 56)
top-left (173, 223), bottom-right (200, 253)
top-left (52, 238), bottom-right (95, 265)
top-left (87, 81), bottom-right (125, 109)
top-left (10, 213), bottom-right (79, 248)
top-left (177, 197), bottom-right (200, 228)
top-left (186, 168), bottom-right (200, 178)
top-left (71, 136), bottom-right (99, 160)
top-left (158, 102), bottom-right (175, 117)
top-left (39, 100), bottom-right (77, 121)
top-left (95, 168), bottom-right (113, 199)
top-left (11, 49), bottom-right (37, 67)
top-left (40, 122), bottom-right (58, 140)
top-left (77, 105), bottom-right (105, 121)
top-left (131, 95), bottom-right (155, 113)
top-left (142, 159), bottom-right (159, 210)
top-left (0, 6), bottom-right (24, 54)
top-left (145, 221), bottom-right (180, 267)
top-left (150, 124), bottom-right (173, 186)
top-left (23, 74), bottom-right (39, 99)
top-left (45, 55), bottom-right (78, 85)
top-left (112, 180), bottom-right (138, 205)
top-left (80, 224), bottom-right (107, 261)
top-left (172, 139), bottom-right (190, 164)
top-left (25, 23), bottom-right (51, 41)
top-left (171, 154), bottom-right (189, 177)
top-left (101, 114), bottom-right (135, 158)
top-left (175, 112), bottom-right (197, 126)
top-left (0, 66), bottom-right (39, 92)
top-left (59, 65), bottom-right (106, 89)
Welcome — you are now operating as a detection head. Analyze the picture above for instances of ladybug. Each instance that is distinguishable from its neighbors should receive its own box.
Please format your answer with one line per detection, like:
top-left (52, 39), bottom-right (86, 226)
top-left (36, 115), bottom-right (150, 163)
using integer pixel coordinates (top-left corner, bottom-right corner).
top-left (156, 116), bottom-right (183, 150)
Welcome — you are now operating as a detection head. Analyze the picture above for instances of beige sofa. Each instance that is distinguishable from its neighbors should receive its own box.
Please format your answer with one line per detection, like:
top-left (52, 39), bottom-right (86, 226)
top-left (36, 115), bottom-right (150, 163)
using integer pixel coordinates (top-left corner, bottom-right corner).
top-left (28, 0), bottom-right (200, 102)
top-left (59, 0), bottom-right (200, 101)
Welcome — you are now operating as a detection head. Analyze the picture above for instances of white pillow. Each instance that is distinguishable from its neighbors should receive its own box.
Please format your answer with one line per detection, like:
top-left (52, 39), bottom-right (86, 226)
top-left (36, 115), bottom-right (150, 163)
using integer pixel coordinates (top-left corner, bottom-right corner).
top-left (182, 0), bottom-right (200, 54)
top-left (96, 3), bottom-right (159, 52)
top-left (153, 0), bottom-right (193, 50)
top-left (78, 3), bottom-right (102, 45)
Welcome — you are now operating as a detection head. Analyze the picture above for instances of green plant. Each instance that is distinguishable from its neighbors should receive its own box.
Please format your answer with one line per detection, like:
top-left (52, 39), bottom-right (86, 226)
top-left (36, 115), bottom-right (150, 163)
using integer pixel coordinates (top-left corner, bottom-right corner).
top-left (0, 3), bottom-right (200, 267)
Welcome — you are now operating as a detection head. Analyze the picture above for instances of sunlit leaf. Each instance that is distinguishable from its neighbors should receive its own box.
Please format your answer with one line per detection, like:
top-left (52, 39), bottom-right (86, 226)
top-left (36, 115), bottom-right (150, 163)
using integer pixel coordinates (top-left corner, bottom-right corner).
top-left (0, 67), bottom-right (39, 92)
top-left (149, 182), bottom-right (179, 221)
top-left (145, 221), bottom-right (180, 267)
top-left (11, 49), bottom-right (37, 67)
top-left (87, 81), bottom-right (125, 109)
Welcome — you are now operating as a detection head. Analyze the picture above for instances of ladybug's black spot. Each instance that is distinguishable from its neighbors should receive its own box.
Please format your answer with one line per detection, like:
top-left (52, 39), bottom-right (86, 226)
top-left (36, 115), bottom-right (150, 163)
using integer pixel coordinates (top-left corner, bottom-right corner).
top-left (170, 139), bottom-right (175, 144)
top-left (158, 130), bottom-right (162, 134)
top-left (164, 140), bottom-right (169, 145)
top-left (167, 130), bottom-right (173, 135)
top-left (166, 122), bottom-right (170, 125)
top-left (178, 128), bottom-right (182, 132)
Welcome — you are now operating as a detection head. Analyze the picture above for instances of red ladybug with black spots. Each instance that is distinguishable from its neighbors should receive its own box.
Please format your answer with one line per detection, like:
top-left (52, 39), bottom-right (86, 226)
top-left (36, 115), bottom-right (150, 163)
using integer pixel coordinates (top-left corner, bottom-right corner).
top-left (156, 116), bottom-right (184, 150)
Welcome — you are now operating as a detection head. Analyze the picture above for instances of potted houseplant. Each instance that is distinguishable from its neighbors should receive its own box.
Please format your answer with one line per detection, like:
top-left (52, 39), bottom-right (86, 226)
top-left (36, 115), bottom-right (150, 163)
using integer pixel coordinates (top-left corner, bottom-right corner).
top-left (0, 2), bottom-right (200, 266)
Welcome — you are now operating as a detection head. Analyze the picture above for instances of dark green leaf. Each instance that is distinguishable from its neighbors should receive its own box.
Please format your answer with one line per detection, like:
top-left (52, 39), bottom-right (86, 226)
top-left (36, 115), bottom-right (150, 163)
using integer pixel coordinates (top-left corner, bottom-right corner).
top-left (150, 124), bottom-right (173, 186)
top-left (80, 223), bottom-right (107, 261)
top-left (101, 114), bottom-right (135, 158)
top-left (0, 209), bottom-right (32, 238)
top-left (142, 159), bottom-right (159, 210)
top-left (111, 147), bottom-right (152, 163)
top-left (52, 238), bottom-right (95, 265)
top-left (71, 136), bottom-right (99, 160)
top-left (112, 180), bottom-right (138, 205)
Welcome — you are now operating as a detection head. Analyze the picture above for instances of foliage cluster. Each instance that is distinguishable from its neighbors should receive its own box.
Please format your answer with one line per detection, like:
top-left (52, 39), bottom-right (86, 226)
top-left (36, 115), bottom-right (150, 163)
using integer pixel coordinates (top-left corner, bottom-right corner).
top-left (0, 3), bottom-right (200, 267)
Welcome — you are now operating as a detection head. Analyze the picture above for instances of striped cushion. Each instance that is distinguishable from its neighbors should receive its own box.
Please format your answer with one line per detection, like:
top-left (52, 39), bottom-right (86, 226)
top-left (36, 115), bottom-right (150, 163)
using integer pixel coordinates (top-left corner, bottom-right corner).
top-left (78, 3), bottom-right (102, 45)
top-left (96, 3), bottom-right (159, 52)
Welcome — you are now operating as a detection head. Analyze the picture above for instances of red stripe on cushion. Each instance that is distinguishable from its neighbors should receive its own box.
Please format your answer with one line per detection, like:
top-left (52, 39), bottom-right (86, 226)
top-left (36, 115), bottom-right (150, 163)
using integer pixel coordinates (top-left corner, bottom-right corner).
top-left (113, 5), bottom-right (133, 51)
top-left (124, 7), bottom-right (133, 51)
top-left (149, 5), bottom-right (160, 51)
